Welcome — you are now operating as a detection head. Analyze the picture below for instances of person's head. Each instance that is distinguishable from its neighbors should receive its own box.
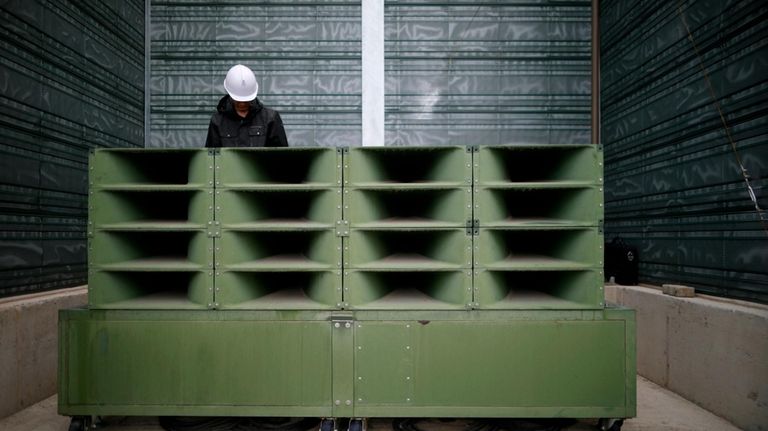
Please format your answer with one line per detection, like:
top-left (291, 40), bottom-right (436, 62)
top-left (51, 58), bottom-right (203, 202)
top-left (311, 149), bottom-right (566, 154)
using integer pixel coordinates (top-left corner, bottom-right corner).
top-left (224, 64), bottom-right (259, 110)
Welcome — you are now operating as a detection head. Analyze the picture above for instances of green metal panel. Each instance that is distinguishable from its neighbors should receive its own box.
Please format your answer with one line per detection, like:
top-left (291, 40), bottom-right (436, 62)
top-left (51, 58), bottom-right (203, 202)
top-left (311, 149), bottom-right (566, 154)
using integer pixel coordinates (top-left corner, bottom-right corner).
top-left (0, 0), bottom-right (145, 297)
top-left (354, 319), bottom-right (631, 416)
top-left (59, 308), bottom-right (635, 418)
top-left (601, 0), bottom-right (768, 303)
top-left (354, 322), bottom-right (414, 405)
top-left (60, 314), bottom-right (333, 414)
top-left (332, 317), bottom-right (356, 417)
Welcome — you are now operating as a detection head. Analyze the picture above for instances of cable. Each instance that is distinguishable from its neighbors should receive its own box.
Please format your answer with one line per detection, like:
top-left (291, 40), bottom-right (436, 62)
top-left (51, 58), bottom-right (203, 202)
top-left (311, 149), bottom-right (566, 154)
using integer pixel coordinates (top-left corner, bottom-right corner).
top-left (675, 0), bottom-right (768, 237)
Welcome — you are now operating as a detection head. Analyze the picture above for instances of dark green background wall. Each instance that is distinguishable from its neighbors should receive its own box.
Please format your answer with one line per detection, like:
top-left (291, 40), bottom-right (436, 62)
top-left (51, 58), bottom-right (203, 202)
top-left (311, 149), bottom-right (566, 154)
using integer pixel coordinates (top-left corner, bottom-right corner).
top-left (149, 1), bottom-right (362, 148)
top-left (384, 1), bottom-right (593, 146)
top-left (601, 0), bottom-right (767, 303)
top-left (149, 1), bottom-right (593, 148)
top-left (0, 0), bottom-right (145, 297)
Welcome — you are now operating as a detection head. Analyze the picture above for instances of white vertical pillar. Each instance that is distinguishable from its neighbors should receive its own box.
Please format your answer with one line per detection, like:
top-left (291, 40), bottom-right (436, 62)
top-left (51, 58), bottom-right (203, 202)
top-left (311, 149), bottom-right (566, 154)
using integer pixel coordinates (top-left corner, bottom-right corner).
top-left (361, 0), bottom-right (385, 146)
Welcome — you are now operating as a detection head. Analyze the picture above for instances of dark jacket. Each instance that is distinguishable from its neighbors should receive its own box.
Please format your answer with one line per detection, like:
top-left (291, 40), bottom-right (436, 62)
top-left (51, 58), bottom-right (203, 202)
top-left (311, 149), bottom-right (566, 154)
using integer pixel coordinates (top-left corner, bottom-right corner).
top-left (205, 96), bottom-right (288, 147)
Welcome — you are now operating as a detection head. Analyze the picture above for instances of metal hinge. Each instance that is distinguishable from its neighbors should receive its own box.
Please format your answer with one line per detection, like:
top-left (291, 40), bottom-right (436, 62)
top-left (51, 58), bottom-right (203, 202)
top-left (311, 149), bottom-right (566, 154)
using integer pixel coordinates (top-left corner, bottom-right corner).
top-left (336, 220), bottom-right (349, 237)
top-left (466, 219), bottom-right (479, 235)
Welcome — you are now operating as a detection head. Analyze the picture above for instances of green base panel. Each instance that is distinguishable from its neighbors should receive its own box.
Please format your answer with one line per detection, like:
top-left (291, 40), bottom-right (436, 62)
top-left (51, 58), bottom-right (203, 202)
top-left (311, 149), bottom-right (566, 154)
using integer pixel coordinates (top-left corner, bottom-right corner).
top-left (59, 308), bottom-right (636, 419)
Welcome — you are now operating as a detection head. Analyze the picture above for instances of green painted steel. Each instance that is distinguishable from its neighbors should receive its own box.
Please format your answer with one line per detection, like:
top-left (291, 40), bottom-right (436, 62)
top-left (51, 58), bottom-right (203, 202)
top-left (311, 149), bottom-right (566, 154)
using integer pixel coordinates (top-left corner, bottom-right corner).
top-left (70, 145), bottom-right (634, 420)
top-left (59, 314), bottom-right (333, 414)
top-left (0, 0), bottom-right (145, 297)
top-left (345, 147), bottom-right (473, 310)
top-left (214, 148), bottom-right (343, 310)
top-left (601, 0), bottom-right (768, 303)
top-left (59, 308), bottom-right (635, 418)
top-left (474, 145), bottom-right (604, 310)
top-left (355, 320), bottom-right (629, 412)
top-left (88, 149), bottom-right (214, 309)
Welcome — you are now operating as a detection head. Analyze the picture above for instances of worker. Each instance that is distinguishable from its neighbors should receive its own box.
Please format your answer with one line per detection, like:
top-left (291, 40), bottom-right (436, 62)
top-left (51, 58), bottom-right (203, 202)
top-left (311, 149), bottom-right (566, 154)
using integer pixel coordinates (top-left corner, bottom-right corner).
top-left (205, 64), bottom-right (288, 147)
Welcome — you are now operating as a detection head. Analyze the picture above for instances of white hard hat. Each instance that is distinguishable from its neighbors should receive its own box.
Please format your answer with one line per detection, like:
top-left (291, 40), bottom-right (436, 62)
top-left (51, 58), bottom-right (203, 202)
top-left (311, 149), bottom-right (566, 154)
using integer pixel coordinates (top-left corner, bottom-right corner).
top-left (223, 64), bottom-right (259, 101)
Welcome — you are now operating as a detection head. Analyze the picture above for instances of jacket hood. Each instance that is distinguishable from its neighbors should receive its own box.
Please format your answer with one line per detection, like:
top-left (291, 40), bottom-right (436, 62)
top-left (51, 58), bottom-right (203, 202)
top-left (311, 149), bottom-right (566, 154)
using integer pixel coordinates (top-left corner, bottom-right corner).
top-left (216, 95), bottom-right (263, 117)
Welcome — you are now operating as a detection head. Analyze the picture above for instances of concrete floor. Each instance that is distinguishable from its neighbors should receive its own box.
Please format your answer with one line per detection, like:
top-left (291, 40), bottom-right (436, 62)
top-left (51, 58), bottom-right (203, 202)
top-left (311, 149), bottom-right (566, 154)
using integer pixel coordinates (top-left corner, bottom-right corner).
top-left (0, 376), bottom-right (741, 431)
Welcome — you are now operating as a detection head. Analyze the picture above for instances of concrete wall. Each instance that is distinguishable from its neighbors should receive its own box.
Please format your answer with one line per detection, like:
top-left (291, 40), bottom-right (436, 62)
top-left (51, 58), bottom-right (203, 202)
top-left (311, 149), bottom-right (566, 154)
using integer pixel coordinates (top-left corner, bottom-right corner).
top-left (606, 284), bottom-right (768, 431)
top-left (0, 287), bottom-right (87, 419)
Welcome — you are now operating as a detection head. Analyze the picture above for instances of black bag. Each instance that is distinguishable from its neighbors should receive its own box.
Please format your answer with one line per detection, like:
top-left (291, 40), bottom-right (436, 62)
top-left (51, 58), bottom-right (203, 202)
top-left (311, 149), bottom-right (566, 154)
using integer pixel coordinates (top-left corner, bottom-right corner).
top-left (605, 237), bottom-right (638, 285)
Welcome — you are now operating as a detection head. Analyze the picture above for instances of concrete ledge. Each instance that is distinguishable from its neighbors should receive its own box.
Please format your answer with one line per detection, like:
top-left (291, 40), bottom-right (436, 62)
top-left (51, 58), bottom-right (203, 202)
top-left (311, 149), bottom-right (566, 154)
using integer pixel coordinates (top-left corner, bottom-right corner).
top-left (0, 286), bottom-right (87, 420)
top-left (606, 283), bottom-right (768, 431)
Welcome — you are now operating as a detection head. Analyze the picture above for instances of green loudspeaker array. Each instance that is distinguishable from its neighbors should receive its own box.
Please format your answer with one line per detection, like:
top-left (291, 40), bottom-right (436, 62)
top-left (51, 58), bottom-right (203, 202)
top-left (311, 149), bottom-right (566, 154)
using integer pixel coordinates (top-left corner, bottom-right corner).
top-left (214, 148), bottom-right (343, 309)
top-left (88, 149), bottom-right (214, 309)
top-left (345, 147), bottom-right (473, 309)
top-left (474, 145), bottom-right (605, 309)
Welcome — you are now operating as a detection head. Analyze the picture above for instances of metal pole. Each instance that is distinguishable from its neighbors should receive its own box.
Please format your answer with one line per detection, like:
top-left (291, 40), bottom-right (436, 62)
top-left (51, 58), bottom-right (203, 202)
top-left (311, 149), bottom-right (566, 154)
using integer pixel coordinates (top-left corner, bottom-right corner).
top-left (592, 0), bottom-right (600, 147)
top-left (361, 0), bottom-right (385, 147)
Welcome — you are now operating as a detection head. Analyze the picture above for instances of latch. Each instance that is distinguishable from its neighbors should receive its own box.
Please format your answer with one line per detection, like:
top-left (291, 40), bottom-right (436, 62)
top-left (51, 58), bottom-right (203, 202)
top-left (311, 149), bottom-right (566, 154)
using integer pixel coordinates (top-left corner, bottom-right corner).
top-left (466, 219), bottom-right (479, 235)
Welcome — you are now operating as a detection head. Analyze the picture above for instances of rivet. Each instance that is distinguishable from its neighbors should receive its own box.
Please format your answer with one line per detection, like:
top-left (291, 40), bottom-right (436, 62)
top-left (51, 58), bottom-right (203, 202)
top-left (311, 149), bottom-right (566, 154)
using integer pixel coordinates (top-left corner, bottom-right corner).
top-left (335, 400), bottom-right (340, 405)
top-left (345, 400), bottom-right (351, 406)
top-left (406, 346), bottom-right (410, 350)
top-left (358, 376), bottom-right (362, 380)
top-left (345, 322), bottom-right (351, 328)
top-left (334, 322), bottom-right (340, 328)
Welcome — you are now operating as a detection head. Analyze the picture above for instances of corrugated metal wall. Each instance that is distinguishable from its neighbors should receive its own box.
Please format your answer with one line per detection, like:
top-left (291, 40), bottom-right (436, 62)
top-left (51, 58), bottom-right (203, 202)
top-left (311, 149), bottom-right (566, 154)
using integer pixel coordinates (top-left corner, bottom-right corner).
top-left (0, 1), bottom-right (145, 297)
top-left (385, 1), bottom-right (593, 146)
top-left (601, 0), bottom-right (768, 303)
top-left (149, 1), bottom-right (362, 148)
top-left (149, 1), bottom-right (592, 148)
